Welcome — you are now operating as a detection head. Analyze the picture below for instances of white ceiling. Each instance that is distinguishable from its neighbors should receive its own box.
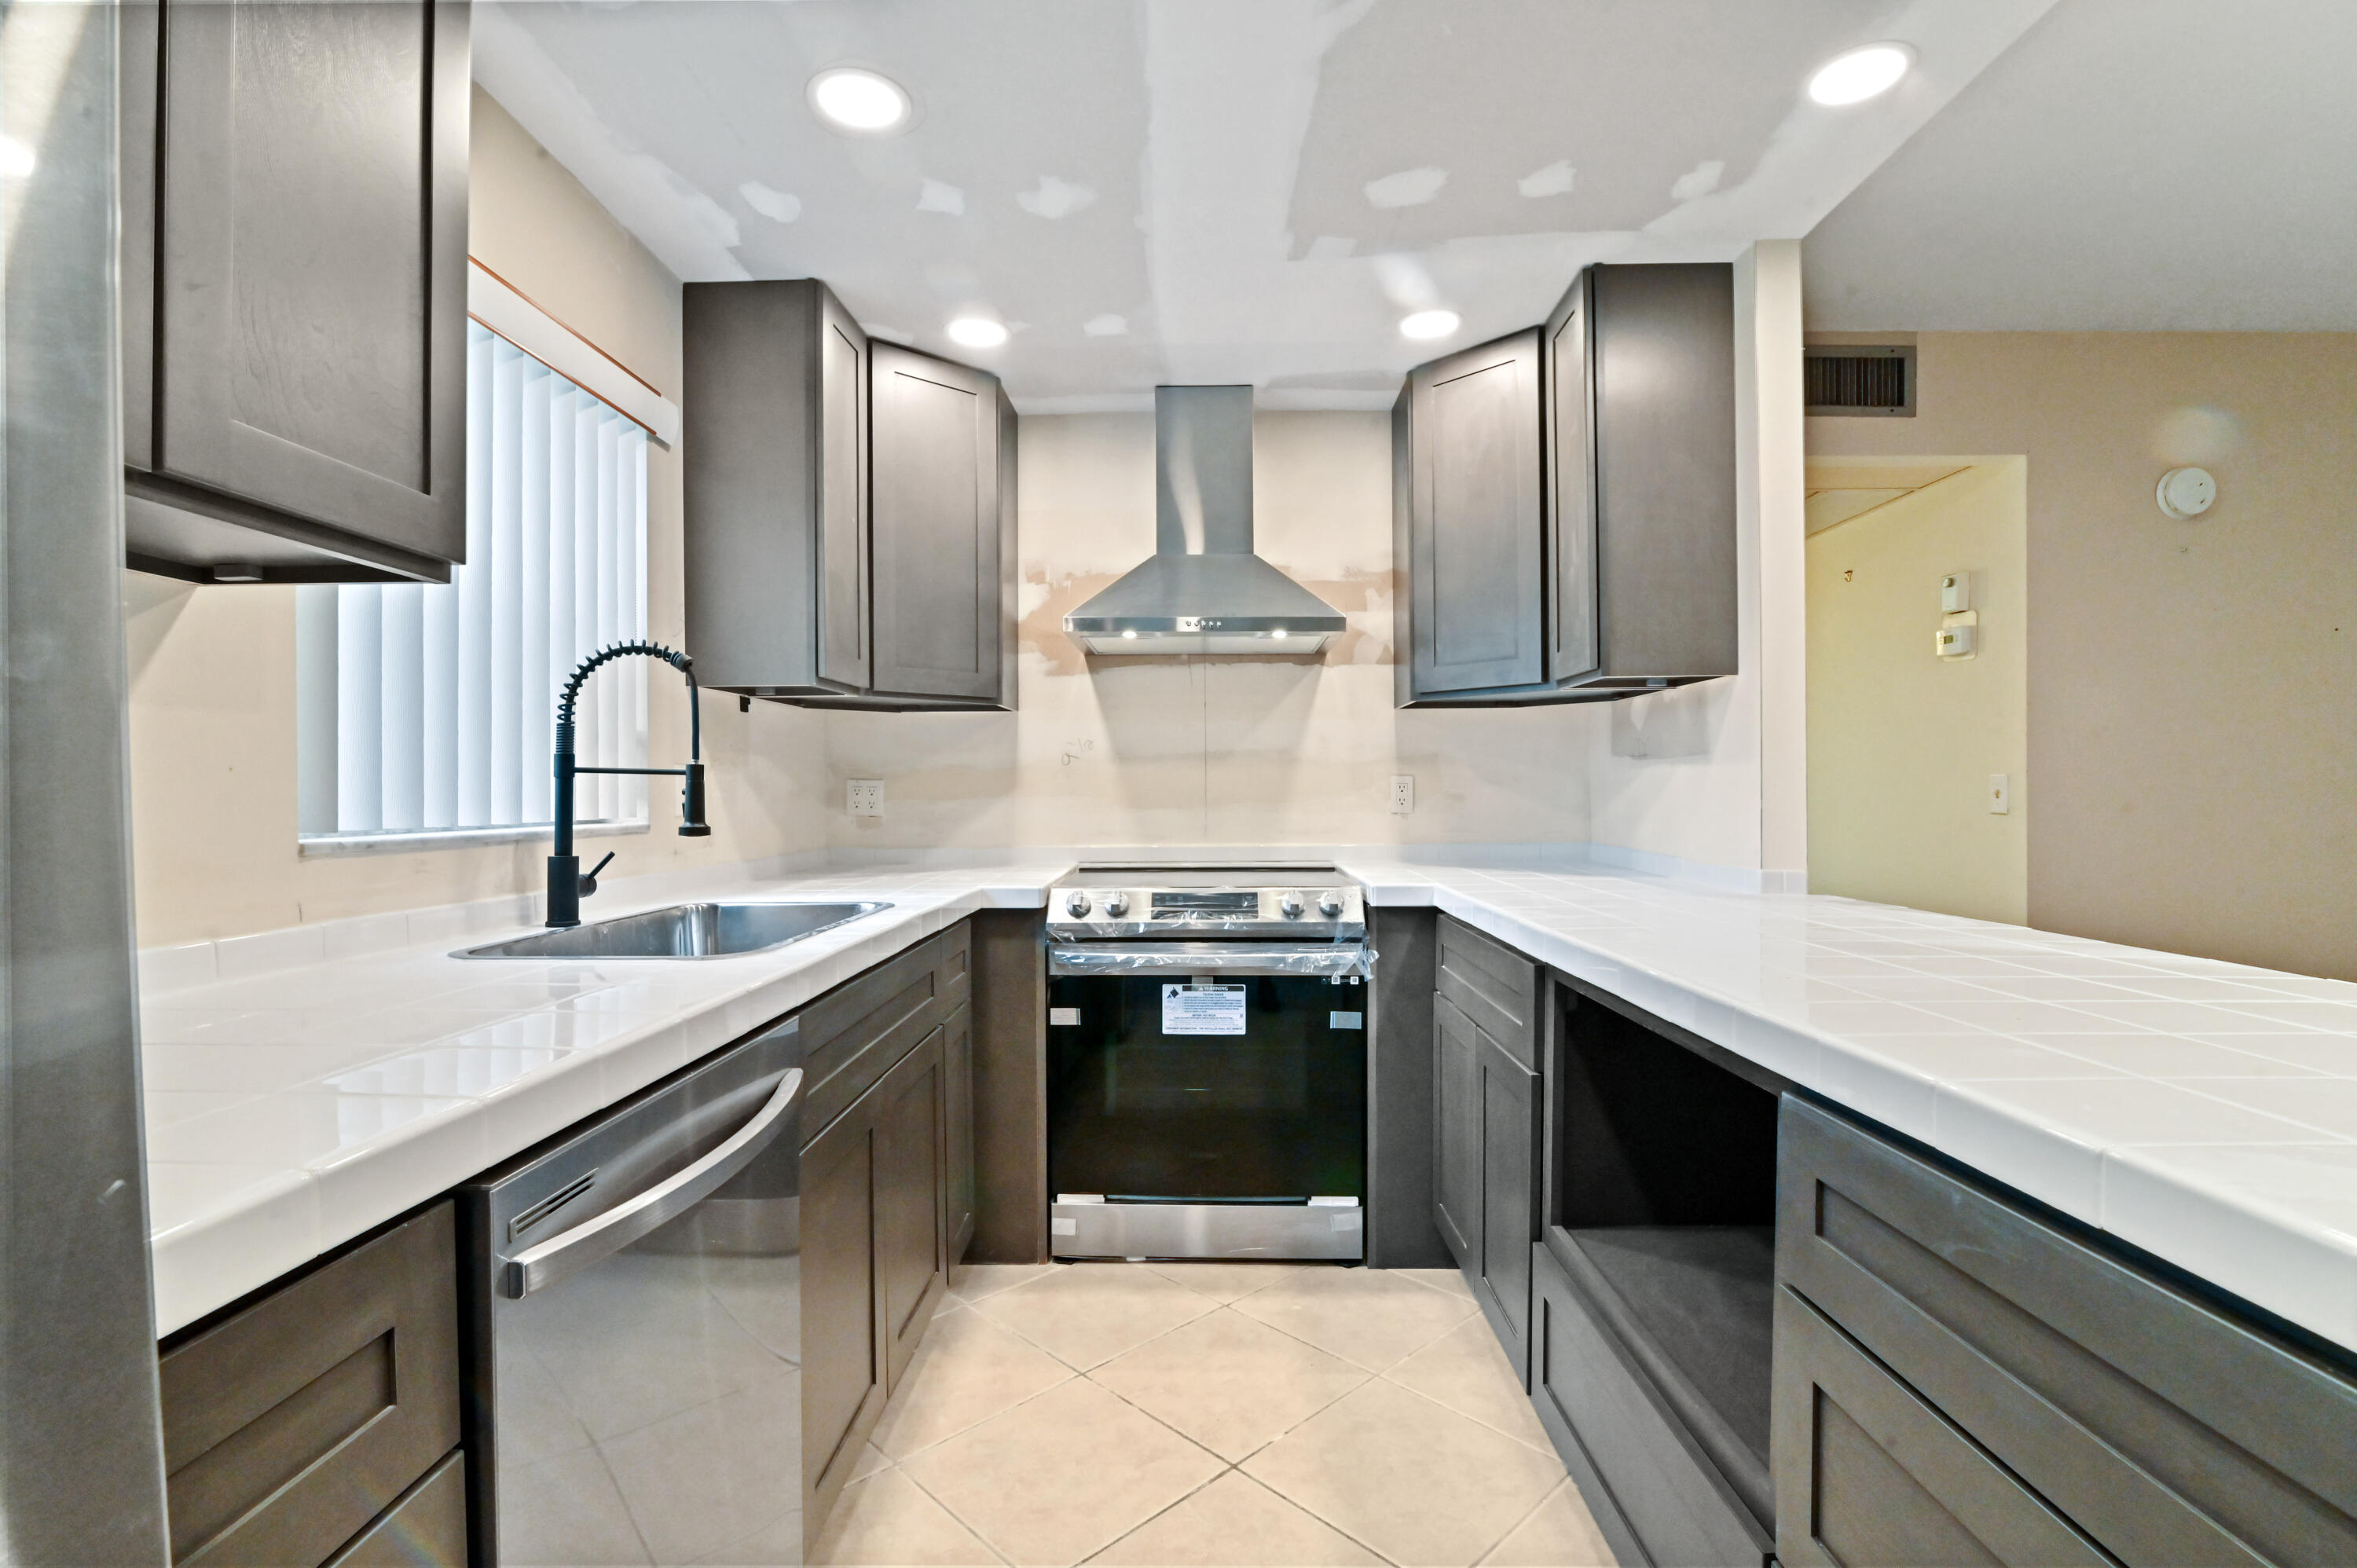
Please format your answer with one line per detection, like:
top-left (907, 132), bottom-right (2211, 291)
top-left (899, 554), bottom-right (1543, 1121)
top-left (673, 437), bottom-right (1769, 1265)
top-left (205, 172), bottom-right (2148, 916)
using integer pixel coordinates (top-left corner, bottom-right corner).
top-left (1805, 0), bottom-right (2357, 330)
top-left (475, 0), bottom-right (2055, 408)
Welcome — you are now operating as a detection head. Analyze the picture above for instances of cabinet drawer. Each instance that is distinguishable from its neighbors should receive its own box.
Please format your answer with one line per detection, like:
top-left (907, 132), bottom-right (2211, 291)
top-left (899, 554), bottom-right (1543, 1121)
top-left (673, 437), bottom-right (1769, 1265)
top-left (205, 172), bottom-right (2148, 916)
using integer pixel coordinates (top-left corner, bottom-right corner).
top-left (1438, 914), bottom-right (1539, 1068)
top-left (1531, 1240), bottom-right (1770, 1568)
top-left (1774, 1287), bottom-right (2102, 1568)
top-left (160, 1202), bottom-right (460, 1566)
top-left (321, 1449), bottom-right (466, 1568)
top-left (801, 927), bottom-right (959, 1138)
top-left (1780, 1097), bottom-right (2357, 1566)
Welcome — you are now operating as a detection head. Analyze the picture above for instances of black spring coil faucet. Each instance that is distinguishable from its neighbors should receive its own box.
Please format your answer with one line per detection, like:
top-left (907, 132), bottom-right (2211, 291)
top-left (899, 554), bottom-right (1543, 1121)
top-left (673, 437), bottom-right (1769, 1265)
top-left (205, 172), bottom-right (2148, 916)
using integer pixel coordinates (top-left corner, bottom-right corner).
top-left (547, 641), bottom-right (709, 927)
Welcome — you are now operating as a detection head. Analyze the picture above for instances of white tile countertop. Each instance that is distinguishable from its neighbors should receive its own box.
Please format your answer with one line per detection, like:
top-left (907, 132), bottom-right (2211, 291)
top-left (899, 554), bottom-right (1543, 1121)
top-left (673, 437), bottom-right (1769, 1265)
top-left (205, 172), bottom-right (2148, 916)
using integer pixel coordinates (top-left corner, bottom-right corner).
top-left (141, 849), bottom-right (2357, 1352)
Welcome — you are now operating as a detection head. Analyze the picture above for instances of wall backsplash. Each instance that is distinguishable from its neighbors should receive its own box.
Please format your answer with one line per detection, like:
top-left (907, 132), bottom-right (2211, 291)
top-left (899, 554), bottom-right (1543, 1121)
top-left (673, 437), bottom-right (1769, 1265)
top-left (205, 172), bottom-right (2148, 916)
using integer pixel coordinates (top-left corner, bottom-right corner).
top-left (821, 412), bottom-right (1601, 849)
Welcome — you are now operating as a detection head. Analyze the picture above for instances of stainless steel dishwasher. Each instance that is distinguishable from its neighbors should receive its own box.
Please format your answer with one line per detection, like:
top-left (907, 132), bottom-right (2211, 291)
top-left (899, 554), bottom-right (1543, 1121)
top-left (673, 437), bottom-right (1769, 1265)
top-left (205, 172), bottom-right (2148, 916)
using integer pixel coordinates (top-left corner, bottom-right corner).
top-left (459, 1017), bottom-right (805, 1566)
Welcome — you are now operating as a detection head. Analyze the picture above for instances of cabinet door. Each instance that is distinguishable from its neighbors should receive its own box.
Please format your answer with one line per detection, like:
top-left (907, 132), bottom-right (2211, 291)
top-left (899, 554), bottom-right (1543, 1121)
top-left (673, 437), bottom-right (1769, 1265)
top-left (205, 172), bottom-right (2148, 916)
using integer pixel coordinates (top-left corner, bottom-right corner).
top-left (1433, 993), bottom-right (1483, 1269)
top-left (1775, 1287), bottom-right (2106, 1568)
top-left (816, 287), bottom-right (871, 689)
top-left (944, 1002), bottom-right (977, 1265)
top-left (152, 0), bottom-right (468, 565)
top-left (1408, 330), bottom-right (1544, 694)
top-left (874, 1026), bottom-right (950, 1390)
top-left (870, 344), bottom-right (1003, 701)
top-left (1476, 1026), bottom-right (1540, 1372)
top-left (801, 1096), bottom-right (885, 1523)
top-left (1544, 271), bottom-right (1599, 681)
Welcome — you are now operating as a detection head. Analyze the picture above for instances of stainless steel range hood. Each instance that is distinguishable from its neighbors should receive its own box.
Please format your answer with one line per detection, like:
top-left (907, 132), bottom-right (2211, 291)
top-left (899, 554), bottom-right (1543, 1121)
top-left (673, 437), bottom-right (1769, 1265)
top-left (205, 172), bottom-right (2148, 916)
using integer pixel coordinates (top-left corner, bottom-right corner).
top-left (1064, 386), bottom-right (1347, 655)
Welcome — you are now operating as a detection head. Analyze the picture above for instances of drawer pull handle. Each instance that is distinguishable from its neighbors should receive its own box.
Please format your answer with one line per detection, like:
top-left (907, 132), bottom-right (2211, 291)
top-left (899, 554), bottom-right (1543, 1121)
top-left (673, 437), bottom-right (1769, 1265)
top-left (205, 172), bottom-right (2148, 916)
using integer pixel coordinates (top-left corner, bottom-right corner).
top-left (504, 1068), bottom-right (801, 1299)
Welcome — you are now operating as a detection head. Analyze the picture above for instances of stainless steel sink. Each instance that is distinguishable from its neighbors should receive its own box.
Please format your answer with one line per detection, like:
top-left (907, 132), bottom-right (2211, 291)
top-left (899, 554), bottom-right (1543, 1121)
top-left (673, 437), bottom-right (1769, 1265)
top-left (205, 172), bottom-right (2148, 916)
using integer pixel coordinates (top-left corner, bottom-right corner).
top-left (456, 900), bottom-right (889, 960)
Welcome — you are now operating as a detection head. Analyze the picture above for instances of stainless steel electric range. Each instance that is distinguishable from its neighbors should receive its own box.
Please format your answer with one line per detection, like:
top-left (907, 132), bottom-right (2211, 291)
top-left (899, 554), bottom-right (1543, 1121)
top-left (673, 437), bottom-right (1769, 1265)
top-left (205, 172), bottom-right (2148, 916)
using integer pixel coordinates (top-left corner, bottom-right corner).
top-left (1044, 863), bottom-right (1372, 1262)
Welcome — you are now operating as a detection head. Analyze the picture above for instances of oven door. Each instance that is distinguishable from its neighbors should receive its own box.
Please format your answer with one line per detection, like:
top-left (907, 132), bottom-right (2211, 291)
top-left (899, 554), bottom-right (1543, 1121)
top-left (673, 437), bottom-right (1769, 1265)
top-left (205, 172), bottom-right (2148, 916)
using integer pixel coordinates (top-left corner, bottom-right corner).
top-left (1046, 943), bottom-right (1369, 1260)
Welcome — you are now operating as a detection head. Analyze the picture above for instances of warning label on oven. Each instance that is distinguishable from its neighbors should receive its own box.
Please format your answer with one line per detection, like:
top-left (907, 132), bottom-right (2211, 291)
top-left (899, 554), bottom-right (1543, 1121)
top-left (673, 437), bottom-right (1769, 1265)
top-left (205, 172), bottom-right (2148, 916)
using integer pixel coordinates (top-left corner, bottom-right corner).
top-left (1162, 984), bottom-right (1246, 1035)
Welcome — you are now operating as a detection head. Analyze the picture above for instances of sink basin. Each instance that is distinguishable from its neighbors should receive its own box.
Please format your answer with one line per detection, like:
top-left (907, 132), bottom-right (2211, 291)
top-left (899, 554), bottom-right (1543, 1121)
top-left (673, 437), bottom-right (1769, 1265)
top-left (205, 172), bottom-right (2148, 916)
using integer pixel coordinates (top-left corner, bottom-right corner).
top-left (457, 901), bottom-right (890, 960)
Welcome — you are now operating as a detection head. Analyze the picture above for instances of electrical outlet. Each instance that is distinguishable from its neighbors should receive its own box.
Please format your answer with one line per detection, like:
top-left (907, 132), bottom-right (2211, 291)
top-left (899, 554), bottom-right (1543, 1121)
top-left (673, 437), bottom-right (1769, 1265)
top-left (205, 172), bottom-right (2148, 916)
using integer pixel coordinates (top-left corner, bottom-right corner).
top-left (1390, 775), bottom-right (1414, 815)
top-left (846, 779), bottom-right (884, 817)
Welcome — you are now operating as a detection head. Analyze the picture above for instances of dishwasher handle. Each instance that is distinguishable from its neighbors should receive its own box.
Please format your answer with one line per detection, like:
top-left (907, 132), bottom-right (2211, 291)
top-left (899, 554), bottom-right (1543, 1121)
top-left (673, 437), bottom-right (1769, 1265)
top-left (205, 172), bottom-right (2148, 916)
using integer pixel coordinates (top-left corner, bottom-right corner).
top-left (504, 1067), bottom-right (802, 1299)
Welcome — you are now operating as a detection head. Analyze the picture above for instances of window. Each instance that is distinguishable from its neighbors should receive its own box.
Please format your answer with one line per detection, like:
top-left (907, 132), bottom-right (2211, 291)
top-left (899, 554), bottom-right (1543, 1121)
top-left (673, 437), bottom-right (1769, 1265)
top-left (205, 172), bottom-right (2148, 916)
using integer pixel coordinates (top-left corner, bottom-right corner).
top-left (297, 323), bottom-right (651, 847)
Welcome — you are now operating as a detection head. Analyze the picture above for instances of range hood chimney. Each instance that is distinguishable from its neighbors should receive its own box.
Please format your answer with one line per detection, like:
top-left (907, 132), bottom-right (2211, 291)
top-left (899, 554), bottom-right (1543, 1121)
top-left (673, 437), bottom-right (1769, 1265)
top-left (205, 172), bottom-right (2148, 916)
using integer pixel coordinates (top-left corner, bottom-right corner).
top-left (1063, 386), bottom-right (1347, 655)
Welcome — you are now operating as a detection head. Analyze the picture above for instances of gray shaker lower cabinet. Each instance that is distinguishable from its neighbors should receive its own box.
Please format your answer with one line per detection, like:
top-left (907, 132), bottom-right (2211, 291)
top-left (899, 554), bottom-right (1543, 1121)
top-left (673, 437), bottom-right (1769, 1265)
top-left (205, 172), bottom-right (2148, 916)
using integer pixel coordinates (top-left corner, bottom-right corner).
top-left (1776, 1096), bottom-right (2357, 1568)
top-left (123, 0), bottom-right (470, 584)
top-left (158, 1202), bottom-right (464, 1567)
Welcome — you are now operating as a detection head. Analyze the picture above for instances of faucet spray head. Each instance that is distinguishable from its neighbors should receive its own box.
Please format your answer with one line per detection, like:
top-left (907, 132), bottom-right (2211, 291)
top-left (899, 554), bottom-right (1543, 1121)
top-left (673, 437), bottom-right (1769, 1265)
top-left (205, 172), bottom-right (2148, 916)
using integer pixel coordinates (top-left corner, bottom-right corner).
top-left (679, 762), bottom-right (711, 837)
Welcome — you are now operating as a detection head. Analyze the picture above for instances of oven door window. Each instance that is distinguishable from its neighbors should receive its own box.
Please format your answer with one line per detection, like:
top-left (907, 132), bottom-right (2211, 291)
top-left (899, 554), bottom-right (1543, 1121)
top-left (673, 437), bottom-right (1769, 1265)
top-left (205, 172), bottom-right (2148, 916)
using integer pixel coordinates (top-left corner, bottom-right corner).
top-left (1047, 973), bottom-right (1366, 1202)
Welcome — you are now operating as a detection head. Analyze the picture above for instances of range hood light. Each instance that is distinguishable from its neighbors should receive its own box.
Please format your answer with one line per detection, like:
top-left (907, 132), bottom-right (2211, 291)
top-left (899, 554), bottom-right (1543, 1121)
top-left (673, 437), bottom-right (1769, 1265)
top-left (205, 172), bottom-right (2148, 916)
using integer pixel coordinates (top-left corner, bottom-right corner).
top-left (1271, 628), bottom-right (1287, 639)
top-left (1121, 628), bottom-right (1137, 639)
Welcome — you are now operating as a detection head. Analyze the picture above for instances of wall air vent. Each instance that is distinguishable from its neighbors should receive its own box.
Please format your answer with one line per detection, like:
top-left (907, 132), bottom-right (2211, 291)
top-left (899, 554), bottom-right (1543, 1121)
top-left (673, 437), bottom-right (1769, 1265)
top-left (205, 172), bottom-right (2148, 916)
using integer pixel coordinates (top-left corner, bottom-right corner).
top-left (1804, 344), bottom-right (1915, 416)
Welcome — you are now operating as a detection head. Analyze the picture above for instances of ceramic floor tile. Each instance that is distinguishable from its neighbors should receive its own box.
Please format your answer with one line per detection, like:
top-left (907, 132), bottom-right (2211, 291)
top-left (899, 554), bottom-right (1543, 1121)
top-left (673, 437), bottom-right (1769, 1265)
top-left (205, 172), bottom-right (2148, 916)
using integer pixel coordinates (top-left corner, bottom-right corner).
top-left (1384, 1316), bottom-right (1554, 1452)
top-left (811, 1471), bottom-right (1001, 1566)
top-left (949, 1262), bottom-right (1062, 1304)
top-left (1392, 1267), bottom-right (1475, 1299)
top-left (1089, 1472), bottom-right (1382, 1566)
top-left (1089, 1307), bottom-right (1369, 1460)
top-left (973, 1262), bottom-right (1217, 1370)
top-left (900, 1377), bottom-right (1224, 1566)
top-left (1142, 1260), bottom-right (1301, 1303)
top-left (693, 1508), bottom-right (805, 1566)
top-left (1244, 1379), bottom-right (1567, 1567)
top-left (1479, 1481), bottom-right (1618, 1566)
top-left (851, 1443), bottom-right (894, 1482)
top-left (1232, 1266), bottom-right (1478, 1372)
top-left (871, 1306), bottom-right (1076, 1458)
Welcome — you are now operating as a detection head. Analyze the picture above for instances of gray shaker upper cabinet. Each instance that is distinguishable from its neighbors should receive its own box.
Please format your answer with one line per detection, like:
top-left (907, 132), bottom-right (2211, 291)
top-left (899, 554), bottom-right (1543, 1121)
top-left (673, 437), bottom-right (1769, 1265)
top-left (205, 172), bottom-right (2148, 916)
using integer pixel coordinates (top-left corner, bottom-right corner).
top-left (122, 0), bottom-right (471, 585)
top-left (1395, 262), bottom-right (1736, 708)
top-left (684, 280), bottom-right (1015, 712)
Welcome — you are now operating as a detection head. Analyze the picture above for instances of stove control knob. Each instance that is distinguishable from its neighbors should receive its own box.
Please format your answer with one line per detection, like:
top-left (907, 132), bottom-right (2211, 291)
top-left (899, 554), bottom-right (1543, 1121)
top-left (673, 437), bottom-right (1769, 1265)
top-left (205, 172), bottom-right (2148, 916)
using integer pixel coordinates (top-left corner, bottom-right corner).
top-left (1318, 892), bottom-right (1345, 918)
top-left (1065, 891), bottom-right (1093, 918)
top-left (1279, 892), bottom-right (1305, 919)
top-left (1104, 892), bottom-right (1130, 918)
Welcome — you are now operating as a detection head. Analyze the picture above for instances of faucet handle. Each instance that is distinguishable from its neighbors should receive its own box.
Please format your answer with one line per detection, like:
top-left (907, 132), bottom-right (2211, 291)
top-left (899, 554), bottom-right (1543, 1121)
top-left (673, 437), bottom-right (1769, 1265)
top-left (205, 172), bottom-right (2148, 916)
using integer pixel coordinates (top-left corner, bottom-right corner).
top-left (578, 851), bottom-right (616, 898)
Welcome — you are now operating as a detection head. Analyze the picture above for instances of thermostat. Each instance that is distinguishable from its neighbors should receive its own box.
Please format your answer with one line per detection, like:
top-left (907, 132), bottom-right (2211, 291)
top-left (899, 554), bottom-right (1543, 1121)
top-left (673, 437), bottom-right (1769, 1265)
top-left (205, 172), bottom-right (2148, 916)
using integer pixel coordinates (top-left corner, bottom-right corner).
top-left (2156, 467), bottom-right (2216, 519)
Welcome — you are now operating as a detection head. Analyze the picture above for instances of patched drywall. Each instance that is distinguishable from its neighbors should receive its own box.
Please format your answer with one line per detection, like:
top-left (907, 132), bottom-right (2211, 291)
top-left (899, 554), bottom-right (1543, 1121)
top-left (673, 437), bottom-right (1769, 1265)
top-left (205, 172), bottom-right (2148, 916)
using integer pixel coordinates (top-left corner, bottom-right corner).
top-left (123, 91), bottom-right (830, 949)
top-left (821, 410), bottom-right (1600, 848)
top-left (1809, 333), bottom-right (2357, 980)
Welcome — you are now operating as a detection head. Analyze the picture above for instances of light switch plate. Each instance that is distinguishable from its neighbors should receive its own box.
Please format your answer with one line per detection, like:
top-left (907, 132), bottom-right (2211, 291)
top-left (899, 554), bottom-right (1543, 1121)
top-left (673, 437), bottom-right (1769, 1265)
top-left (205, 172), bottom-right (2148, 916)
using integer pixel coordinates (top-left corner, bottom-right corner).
top-left (1390, 775), bottom-right (1414, 815)
top-left (846, 779), bottom-right (884, 817)
top-left (1936, 624), bottom-right (1977, 658)
top-left (1989, 774), bottom-right (2011, 815)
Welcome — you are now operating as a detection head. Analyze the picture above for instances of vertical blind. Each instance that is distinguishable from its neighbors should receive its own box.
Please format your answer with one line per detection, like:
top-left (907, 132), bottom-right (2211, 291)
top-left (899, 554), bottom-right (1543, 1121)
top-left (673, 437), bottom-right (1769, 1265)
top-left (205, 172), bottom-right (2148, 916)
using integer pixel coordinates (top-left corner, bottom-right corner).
top-left (297, 324), bottom-right (651, 838)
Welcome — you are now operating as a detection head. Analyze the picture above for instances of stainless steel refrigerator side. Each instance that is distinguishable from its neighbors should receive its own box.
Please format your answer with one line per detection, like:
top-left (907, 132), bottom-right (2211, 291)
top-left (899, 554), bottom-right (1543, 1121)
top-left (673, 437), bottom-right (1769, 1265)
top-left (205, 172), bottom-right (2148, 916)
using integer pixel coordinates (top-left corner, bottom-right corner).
top-left (1, 2), bottom-right (174, 1559)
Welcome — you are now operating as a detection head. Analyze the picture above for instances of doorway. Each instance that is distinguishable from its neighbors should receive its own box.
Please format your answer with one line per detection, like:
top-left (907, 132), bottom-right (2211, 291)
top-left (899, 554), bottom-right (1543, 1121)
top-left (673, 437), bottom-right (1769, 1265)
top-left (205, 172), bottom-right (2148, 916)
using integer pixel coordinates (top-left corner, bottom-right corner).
top-left (1805, 457), bottom-right (2028, 925)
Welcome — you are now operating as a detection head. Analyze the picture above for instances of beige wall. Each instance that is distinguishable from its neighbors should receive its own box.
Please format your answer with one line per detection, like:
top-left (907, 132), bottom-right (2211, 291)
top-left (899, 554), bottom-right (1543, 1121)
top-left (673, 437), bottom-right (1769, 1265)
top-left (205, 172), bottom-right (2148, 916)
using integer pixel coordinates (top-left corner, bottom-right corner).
top-left (1807, 459), bottom-right (2029, 924)
top-left (1809, 334), bottom-right (2357, 980)
top-left (123, 90), bottom-right (827, 949)
top-left (822, 411), bottom-right (1600, 849)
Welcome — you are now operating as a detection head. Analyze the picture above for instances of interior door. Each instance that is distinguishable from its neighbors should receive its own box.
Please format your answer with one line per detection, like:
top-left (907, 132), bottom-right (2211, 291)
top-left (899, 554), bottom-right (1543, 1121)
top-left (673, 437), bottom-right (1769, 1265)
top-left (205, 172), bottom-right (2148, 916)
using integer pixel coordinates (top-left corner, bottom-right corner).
top-left (869, 343), bottom-right (1002, 700)
top-left (1409, 329), bottom-right (1545, 694)
top-left (152, 0), bottom-right (467, 564)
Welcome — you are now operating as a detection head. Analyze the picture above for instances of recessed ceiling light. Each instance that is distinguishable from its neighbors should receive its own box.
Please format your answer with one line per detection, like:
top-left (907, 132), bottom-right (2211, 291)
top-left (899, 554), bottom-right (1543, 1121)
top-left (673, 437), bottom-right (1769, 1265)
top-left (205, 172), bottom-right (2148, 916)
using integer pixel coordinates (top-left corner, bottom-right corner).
top-left (1807, 43), bottom-right (1912, 106)
top-left (808, 68), bottom-right (911, 134)
top-left (947, 317), bottom-right (1008, 349)
top-left (1399, 310), bottom-right (1461, 341)
top-left (0, 137), bottom-right (33, 178)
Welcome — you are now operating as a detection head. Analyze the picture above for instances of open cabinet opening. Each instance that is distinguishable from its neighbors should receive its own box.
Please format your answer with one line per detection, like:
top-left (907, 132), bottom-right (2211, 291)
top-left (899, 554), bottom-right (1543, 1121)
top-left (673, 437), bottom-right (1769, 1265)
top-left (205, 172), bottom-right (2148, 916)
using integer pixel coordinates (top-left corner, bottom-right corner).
top-left (1549, 984), bottom-right (1782, 1523)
